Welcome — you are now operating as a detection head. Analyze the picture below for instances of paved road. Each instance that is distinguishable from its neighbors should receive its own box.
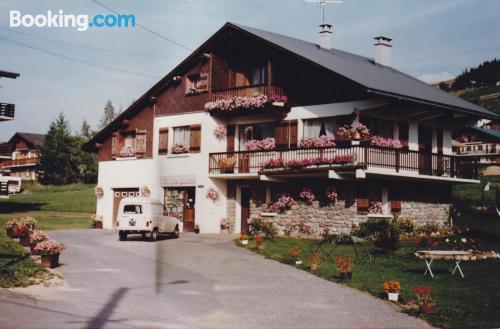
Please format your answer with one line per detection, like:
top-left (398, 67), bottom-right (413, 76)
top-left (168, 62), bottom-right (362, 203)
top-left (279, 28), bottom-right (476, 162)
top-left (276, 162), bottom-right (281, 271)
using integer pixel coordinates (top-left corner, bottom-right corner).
top-left (0, 230), bottom-right (431, 329)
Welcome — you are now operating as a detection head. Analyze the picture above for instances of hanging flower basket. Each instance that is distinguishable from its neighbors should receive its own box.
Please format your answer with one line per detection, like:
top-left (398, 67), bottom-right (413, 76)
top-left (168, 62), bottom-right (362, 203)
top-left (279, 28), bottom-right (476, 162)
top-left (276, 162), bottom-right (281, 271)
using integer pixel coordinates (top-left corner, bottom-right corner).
top-left (94, 186), bottom-right (104, 198)
top-left (206, 188), bottom-right (220, 202)
top-left (141, 186), bottom-right (151, 197)
top-left (213, 126), bottom-right (227, 139)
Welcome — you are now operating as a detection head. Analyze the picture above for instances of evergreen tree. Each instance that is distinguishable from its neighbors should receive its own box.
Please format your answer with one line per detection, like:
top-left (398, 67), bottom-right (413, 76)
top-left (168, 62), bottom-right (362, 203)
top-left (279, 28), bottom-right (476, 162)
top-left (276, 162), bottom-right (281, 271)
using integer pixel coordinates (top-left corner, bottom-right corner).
top-left (80, 119), bottom-right (93, 140)
top-left (38, 113), bottom-right (80, 185)
top-left (99, 100), bottom-right (116, 129)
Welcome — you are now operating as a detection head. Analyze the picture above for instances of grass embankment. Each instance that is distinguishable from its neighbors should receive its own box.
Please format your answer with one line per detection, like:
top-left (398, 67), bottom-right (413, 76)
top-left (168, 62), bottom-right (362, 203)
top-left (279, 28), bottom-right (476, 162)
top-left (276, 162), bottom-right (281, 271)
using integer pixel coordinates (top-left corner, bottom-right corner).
top-left (241, 177), bottom-right (500, 328)
top-left (0, 183), bottom-right (95, 287)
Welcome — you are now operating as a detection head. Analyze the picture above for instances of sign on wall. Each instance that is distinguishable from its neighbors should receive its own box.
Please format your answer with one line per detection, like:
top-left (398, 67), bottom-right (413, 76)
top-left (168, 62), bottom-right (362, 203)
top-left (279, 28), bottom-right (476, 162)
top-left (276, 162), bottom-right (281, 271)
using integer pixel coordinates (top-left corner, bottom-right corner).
top-left (160, 175), bottom-right (197, 187)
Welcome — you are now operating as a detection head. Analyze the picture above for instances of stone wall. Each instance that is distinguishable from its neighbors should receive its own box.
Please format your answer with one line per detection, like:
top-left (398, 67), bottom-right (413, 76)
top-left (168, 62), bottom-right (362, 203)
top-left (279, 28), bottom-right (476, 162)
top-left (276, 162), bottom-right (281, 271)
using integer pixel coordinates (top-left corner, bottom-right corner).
top-left (246, 181), bottom-right (452, 237)
top-left (225, 182), bottom-right (236, 233)
top-left (398, 201), bottom-right (451, 228)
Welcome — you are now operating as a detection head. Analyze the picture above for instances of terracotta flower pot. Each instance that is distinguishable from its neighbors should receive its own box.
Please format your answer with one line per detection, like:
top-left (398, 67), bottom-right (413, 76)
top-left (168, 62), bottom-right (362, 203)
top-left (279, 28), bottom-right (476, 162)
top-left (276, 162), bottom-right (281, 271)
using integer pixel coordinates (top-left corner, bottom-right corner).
top-left (30, 243), bottom-right (39, 255)
top-left (19, 235), bottom-right (31, 247)
top-left (95, 221), bottom-right (103, 229)
top-left (41, 253), bottom-right (60, 269)
top-left (340, 272), bottom-right (352, 280)
top-left (6, 228), bottom-right (17, 238)
top-left (310, 263), bottom-right (319, 271)
top-left (419, 304), bottom-right (434, 315)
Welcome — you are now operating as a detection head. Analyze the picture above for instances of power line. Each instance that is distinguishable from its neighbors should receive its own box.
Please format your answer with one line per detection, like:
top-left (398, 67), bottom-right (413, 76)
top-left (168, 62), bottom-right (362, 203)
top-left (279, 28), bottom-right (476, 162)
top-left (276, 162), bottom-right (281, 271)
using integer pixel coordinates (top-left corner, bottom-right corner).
top-left (0, 27), bottom-right (183, 59)
top-left (0, 36), bottom-right (161, 79)
top-left (90, 0), bottom-right (193, 52)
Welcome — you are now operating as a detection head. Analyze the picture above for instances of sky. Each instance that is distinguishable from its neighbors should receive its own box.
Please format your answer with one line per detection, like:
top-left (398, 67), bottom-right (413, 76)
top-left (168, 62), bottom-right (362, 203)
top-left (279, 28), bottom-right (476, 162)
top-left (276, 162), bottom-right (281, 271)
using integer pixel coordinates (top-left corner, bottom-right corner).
top-left (0, 0), bottom-right (499, 141)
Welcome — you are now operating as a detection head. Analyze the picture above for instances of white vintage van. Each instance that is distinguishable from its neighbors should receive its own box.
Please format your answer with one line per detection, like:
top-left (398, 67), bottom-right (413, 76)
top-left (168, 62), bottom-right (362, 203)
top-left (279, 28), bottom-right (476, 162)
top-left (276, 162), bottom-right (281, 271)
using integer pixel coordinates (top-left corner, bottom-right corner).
top-left (117, 197), bottom-right (180, 241)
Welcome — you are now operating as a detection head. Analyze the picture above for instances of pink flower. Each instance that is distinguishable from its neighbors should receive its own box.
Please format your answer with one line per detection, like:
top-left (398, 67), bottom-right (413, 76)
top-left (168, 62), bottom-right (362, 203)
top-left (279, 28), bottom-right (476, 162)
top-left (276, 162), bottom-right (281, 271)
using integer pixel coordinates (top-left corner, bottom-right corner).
top-left (246, 138), bottom-right (276, 151)
top-left (204, 94), bottom-right (268, 112)
top-left (172, 143), bottom-right (189, 154)
top-left (206, 188), bottom-right (220, 201)
top-left (370, 136), bottom-right (403, 149)
top-left (119, 147), bottom-right (135, 157)
top-left (300, 187), bottom-right (316, 204)
top-left (34, 239), bottom-right (65, 256)
top-left (299, 135), bottom-right (335, 148)
top-left (213, 126), bottom-right (227, 139)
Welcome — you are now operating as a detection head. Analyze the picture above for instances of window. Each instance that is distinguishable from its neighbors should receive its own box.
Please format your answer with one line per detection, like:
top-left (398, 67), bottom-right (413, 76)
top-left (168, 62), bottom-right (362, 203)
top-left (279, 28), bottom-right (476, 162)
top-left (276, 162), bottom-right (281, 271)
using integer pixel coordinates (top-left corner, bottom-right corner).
top-left (185, 72), bottom-right (209, 95)
top-left (123, 205), bottom-right (142, 214)
top-left (158, 128), bottom-right (169, 155)
top-left (239, 123), bottom-right (275, 150)
top-left (235, 63), bottom-right (266, 87)
top-left (362, 116), bottom-right (393, 138)
top-left (173, 125), bottom-right (201, 153)
top-left (398, 122), bottom-right (409, 148)
top-left (303, 117), bottom-right (336, 138)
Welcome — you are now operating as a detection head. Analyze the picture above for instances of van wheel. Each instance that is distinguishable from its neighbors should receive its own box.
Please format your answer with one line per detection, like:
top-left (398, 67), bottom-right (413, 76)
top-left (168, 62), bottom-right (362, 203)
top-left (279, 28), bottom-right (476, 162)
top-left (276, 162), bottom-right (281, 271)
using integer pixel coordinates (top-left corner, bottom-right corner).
top-left (171, 226), bottom-right (180, 239)
top-left (149, 229), bottom-right (158, 242)
top-left (119, 231), bottom-right (127, 241)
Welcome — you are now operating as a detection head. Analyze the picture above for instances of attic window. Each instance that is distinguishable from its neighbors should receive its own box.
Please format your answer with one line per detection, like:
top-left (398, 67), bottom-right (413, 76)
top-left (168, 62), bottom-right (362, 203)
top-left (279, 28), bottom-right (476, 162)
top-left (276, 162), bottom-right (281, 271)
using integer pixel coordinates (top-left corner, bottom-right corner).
top-left (185, 72), bottom-right (209, 95)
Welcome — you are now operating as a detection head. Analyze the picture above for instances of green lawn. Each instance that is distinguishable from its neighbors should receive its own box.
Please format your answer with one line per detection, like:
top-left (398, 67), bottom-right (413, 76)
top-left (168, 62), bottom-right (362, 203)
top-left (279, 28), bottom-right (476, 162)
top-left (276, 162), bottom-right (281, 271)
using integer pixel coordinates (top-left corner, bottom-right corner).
top-left (0, 183), bottom-right (95, 287)
top-left (240, 236), bottom-right (500, 329)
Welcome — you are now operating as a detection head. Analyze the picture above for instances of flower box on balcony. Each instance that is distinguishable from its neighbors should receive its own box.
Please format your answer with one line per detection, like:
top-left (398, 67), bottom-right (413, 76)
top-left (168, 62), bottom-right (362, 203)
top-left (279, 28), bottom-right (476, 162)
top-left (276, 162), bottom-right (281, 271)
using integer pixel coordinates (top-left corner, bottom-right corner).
top-left (272, 101), bottom-right (285, 107)
top-left (116, 157), bottom-right (137, 161)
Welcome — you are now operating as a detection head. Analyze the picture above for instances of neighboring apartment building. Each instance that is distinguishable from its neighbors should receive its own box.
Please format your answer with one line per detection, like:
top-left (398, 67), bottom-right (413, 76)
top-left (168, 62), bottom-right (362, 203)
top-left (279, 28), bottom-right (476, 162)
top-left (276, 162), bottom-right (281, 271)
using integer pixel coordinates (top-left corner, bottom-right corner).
top-left (0, 133), bottom-right (45, 180)
top-left (83, 23), bottom-right (499, 234)
top-left (453, 125), bottom-right (500, 173)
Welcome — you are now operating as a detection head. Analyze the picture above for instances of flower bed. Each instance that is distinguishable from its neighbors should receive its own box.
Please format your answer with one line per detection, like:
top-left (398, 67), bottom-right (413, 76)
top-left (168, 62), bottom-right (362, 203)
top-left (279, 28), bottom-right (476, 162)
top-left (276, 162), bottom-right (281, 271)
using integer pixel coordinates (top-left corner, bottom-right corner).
top-left (204, 94), bottom-right (268, 112)
top-left (298, 135), bottom-right (335, 148)
top-left (172, 143), bottom-right (189, 154)
top-left (246, 138), bottom-right (276, 151)
top-left (370, 136), bottom-right (403, 149)
top-left (260, 155), bottom-right (354, 171)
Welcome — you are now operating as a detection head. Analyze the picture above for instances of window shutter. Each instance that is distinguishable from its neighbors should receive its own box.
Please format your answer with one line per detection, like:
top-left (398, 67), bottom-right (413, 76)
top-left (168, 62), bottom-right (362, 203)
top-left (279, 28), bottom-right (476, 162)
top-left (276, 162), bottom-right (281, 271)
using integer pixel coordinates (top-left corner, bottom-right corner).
top-left (198, 72), bottom-right (209, 92)
top-left (289, 120), bottom-right (298, 147)
top-left (190, 125), bottom-right (201, 152)
top-left (135, 129), bottom-right (147, 157)
top-left (275, 121), bottom-right (289, 148)
top-left (227, 125), bottom-right (235, 152)
top-left (111, 132), bottom-right (119, 157)
top-left (357, 198), bottom-right (369, 214)
top-left (390, 187), bottom-right (402, 213)
top-left (158, 128), bottom-right (169, 155)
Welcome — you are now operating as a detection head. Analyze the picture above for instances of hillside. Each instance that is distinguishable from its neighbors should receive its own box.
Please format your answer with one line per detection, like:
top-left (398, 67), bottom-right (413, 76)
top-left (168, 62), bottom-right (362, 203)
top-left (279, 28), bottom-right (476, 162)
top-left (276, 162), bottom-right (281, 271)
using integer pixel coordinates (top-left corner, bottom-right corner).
top-left (452, 85), bottom-right (500, 113)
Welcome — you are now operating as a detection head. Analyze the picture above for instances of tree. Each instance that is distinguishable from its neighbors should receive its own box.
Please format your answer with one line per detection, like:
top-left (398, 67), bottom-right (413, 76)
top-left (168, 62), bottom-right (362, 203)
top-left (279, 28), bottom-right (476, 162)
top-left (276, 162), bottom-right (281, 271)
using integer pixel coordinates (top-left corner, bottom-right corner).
top-left (38, 113), bottom-right (80, 185)
top-left (80, 119), bottom-right (94, 140)
top-left (99, 100), bottom-right (116, 129)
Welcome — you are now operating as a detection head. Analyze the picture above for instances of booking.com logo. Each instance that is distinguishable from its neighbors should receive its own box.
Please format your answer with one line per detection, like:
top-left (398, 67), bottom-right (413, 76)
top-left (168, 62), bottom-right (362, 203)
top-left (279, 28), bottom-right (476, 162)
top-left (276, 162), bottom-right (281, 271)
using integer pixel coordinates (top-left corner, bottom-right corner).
top-left (9, 10), bottom-right (136, 32)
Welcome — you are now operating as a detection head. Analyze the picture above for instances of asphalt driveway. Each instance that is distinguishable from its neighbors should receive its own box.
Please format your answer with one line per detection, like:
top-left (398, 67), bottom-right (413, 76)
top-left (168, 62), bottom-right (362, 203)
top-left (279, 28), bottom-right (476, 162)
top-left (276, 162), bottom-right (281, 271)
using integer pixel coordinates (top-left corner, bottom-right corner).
top-left (0, 230), bottom-right (431, 329)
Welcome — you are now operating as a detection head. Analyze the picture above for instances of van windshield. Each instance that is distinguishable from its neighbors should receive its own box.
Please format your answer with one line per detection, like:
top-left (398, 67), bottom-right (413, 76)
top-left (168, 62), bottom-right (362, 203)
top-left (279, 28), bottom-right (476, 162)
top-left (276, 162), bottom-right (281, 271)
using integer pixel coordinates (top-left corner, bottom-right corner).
top-left (123, 205), bottom-right (142, 214)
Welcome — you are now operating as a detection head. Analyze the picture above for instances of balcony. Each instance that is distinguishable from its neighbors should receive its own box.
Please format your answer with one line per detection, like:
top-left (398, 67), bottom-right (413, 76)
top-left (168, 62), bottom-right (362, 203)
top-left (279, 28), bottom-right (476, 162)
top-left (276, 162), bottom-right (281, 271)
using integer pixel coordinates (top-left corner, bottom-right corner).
top-left (457, 142), bottom-right (499, 156)
top-left (1, 158), bottom-right (38, 168)
top-left (209, 145), bottom-right (479, 182)
top-left (207, 84), bottom-right (288, 117)
top-left (0, 103), bottom-right (15, 121)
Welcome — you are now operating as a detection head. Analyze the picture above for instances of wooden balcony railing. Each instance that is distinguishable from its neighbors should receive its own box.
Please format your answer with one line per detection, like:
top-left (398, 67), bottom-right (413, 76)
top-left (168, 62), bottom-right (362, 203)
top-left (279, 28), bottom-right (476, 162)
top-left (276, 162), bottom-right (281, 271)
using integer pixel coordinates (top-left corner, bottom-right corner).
top-left (209, 145), bottom-right (479, 180)
top-left (0, 103), bottom-right (15, 120)
top-left (1, 158), bottom-right (38, 167)
top-left (458, 142), bottom-right (499, 155)
top-left (210, 84), bottom-right (285, 102)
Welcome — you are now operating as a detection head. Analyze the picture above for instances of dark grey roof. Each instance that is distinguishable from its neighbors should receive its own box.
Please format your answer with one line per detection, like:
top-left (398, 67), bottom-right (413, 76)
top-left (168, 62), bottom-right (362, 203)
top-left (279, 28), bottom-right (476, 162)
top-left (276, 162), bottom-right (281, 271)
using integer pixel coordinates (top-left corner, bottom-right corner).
top-left (468, 126), bottom-right (500, 141)
top-left (9, 132), bottom-right (45, 147)
top-left (232, 23), bottom-right (499, 119)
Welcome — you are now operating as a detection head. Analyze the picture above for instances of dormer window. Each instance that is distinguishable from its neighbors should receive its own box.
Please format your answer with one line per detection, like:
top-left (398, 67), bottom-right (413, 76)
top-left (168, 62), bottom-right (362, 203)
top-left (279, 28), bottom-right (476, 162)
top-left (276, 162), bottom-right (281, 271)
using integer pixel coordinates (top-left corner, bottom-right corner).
top-left (185, 72), bottom-right (209, 95)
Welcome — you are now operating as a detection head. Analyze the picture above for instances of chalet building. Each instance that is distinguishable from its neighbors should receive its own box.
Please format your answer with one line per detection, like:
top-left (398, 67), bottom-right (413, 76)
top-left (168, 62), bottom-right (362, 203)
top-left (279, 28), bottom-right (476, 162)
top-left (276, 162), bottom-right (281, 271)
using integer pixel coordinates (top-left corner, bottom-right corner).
top-left (0, 133), bottom-right (45, 180)
top-left (0, 70), bottom-right (19, 122)
top-left (453, 125), bottom-right (500, 173)
top-left (83, 23), bottom-right (499, 235)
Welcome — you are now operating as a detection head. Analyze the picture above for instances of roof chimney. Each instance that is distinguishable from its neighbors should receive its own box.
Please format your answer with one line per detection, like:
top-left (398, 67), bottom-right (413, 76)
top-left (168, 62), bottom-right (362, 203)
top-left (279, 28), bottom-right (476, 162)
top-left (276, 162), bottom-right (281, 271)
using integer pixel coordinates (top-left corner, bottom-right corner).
top-left (319, 23), bottom-right (333, 50)
top-left (373, 36), bottom-right (392, 66)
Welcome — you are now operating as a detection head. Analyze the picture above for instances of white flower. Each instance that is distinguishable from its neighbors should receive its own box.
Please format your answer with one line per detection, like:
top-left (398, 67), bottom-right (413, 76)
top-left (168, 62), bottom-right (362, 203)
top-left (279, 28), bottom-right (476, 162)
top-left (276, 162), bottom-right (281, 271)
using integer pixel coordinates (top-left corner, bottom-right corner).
top-left (461, 238), bottom-right (467, 243)
top-left (445, 238), bottom-right (450, 243)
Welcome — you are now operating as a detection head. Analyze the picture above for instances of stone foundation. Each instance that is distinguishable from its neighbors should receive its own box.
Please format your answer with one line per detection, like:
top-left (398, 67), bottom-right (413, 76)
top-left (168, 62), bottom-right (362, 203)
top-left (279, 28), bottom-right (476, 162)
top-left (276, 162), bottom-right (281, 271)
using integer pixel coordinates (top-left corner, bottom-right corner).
top-left (246, 181), bottom-right (451, 237)
top-left (225, 182), bottom-right (236, 233)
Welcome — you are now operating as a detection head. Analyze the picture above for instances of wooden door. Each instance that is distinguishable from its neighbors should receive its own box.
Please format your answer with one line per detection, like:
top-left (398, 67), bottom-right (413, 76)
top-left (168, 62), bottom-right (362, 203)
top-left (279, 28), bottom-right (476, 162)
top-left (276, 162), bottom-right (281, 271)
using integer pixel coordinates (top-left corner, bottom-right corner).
top-left (112, 188), bottom-right (139, 228)
top-left (241, 187), bottom-right (251, 234)
top-left (183, 188), bottom-right (196, 232)
top-left (418, 126), bottom-right (433, 175)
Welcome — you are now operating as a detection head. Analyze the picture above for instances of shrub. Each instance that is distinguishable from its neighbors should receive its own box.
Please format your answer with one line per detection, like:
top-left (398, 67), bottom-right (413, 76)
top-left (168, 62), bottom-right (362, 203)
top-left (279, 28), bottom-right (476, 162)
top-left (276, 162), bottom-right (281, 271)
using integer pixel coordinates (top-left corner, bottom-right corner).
top-left (353, 218), bottom-right (400, 251)
top-left (397, 218), bottom-right (415, 234)
top-left (249, 216), bottom-right (277, 240)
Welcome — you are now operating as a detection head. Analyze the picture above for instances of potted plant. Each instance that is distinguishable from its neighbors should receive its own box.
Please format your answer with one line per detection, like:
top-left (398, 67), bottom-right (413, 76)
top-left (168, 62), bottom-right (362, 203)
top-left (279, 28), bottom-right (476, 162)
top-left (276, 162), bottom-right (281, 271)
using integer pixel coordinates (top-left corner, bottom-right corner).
top-left (16, 224), bottom-right (32, 247)
top-left (5, 218), bottom-right (20, 238)
top-left (93, 215), bottom-right (103, 229)
top-left (22, 217), bottom-right (37, 231)
top-left (194, 225), bottom-right (200, 234)
top-left (271, 95), bottom-right (288, 107)
top-left (218, 157), bottom-right (237, 173)
top-left (413, 286), bottom-right (435, 314)
top-left (35, 239), bottom-right (65, 269)
top-left (29, 230), bottom-right (49, 255)
top-left (308, 252), bottom-right (324, 270)
top-left (335, 256), bottom-right (354, 279)
top-left (288, 246), bottom-right (302, 265)
top-left (255, 234), bottom-right (266, 252)
top-left (384, 280), bottom-right (401, 302)
top-left (239, 233), bottom-right (249, 245)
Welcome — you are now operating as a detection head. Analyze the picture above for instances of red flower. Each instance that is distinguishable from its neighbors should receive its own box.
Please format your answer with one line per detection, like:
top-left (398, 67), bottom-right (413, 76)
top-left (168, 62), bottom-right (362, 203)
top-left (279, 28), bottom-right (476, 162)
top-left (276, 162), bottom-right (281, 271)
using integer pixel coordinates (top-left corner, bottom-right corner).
top-left (415, 237), bottom-right (422, 245)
